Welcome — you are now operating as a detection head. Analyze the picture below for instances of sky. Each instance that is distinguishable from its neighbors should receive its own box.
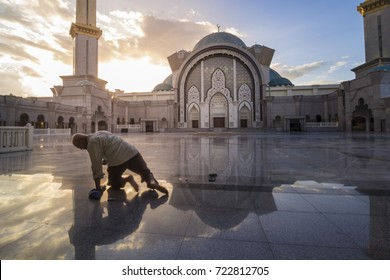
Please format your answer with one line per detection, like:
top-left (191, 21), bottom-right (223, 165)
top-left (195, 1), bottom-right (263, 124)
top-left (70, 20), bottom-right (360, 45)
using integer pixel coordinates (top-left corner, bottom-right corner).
top-left (0, 0), bottom-right (366, 97)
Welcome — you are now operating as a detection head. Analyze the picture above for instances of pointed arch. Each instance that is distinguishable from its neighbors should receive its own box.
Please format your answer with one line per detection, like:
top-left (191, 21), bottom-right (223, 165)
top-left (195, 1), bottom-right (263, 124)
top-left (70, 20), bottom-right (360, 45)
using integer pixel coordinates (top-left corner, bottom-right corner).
top-left (187, 103), bottom-right (200, 128)
top-left (238, 83), bottom-right (251, 102)
top-left (210, 93), bottom-right (228, 128)
top-left (238, 101), bottom-right (252, 128)
top-left (188, 85), bottom-right (200, 104)
top-left (205, 68), bottom-right (232, 103)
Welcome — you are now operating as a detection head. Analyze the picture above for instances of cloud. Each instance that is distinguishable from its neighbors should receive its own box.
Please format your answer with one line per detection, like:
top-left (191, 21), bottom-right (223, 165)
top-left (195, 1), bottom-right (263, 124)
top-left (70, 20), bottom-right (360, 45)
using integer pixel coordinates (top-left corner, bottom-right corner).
top-left (22, 66), bottom-right (42, 78)
top-left (0, 66), bottom-right (26, 96)
top-left (0, 0), bottom-right (73, 64)
top-left (271, 61), bottom-right (325, 80)
top-left (98, 12), bottom-right (214, 64)
top-left (0, 42), bottom-right (39, 63)
top-left (328, 60), bottom-right (347, 73)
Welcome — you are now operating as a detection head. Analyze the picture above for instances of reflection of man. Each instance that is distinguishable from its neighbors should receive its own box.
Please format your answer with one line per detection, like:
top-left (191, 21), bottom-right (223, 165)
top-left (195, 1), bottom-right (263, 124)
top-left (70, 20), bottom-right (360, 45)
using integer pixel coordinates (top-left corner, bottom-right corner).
top-left (68, 189), bottom-right (168, 259)
top-left (72, 131), bottom-right (168, 196)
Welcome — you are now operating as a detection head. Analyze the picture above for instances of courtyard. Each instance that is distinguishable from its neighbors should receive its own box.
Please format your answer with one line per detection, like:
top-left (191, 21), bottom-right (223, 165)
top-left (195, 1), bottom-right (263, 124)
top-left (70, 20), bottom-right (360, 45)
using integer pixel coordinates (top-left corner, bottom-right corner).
top-left (0, 130), bottom-right (389, 259)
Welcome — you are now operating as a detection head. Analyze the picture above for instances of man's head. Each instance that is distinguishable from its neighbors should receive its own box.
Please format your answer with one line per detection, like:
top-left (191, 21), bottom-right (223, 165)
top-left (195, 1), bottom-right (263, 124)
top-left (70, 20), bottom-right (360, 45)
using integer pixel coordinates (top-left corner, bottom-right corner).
top-left (72, 133), bottom-right (88, 149)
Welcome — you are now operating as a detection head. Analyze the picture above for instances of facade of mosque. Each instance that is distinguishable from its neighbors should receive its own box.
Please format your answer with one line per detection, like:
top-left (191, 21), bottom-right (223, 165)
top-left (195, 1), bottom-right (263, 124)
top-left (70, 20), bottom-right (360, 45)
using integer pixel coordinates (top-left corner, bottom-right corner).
top-left (0, 0), bottom-right (389, 133)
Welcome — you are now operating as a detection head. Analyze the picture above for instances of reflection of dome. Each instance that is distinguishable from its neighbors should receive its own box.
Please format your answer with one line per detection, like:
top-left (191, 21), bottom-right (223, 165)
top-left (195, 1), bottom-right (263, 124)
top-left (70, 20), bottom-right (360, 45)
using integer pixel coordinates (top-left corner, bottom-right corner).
top-left (269, 69), bottom-right (294, 87)
top-left (152, 74), bottom-right (173, 92)
top-left (368, 64), bottom-right (390, 73)
top-left (193, 32), bottom-right (247, 51)
top-left (195, 208), bottom-right (249, 230)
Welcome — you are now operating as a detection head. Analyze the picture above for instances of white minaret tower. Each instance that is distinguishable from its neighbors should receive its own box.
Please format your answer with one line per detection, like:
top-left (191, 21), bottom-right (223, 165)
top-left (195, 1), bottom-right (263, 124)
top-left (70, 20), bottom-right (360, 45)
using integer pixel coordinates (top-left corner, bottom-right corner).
top-left (69, 0), bottom-right (102, 77)
top-left (51, 0), bottom-right (111, 134)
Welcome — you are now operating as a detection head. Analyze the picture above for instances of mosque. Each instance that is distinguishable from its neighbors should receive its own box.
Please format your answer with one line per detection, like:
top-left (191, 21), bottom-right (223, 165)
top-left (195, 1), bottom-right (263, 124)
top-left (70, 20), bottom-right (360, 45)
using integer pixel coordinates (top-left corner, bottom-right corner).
top-left (0, 0), bottom-right (389, 133)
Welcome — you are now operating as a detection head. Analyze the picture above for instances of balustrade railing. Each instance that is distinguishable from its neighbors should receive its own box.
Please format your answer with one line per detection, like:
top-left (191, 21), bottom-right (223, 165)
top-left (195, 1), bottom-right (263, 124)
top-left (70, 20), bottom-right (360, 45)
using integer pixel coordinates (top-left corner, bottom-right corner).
top-left (306, 122), bottom-right (339, 127)
top-left (0, 124), bottom-right (34, 153)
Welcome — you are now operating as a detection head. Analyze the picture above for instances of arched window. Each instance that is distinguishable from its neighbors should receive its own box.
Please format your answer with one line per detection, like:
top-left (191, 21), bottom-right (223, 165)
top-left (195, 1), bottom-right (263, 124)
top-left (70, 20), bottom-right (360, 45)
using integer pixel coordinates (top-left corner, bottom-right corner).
top-left (20, 113), bottom-right (29, 126)
top-left (57, 116), bottom-right (64, 128)
top-left (37, 115), bottom-right (46, 128)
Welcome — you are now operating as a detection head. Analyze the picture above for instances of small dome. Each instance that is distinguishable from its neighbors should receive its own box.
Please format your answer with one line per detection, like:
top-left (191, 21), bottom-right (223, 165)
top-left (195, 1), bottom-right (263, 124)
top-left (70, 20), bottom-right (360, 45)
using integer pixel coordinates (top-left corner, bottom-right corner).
top-left (193, 32), bottom-right (247, 51)
top-left (163, 74), bottom-right (172, 85)
top-left (152, 83), bottom-right (173, 92)
top-left (269, 69), bottom-right (293, 86)
top-left (152, 75), bottom-right (173, 92)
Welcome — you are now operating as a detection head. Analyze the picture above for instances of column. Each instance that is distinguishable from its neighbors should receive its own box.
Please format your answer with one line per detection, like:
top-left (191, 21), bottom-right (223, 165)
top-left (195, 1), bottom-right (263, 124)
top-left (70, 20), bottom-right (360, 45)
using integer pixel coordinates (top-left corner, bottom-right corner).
top-left (201, 61), bottom-right (204, 101)
top-left (233, 59), bottom-right (237, 101)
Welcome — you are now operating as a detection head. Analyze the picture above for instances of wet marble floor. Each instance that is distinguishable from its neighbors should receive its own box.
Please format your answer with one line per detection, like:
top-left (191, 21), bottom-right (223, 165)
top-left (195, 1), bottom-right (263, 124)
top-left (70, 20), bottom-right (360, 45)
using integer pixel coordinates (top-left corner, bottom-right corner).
top-left (0, 131), bottom-right (389, 260)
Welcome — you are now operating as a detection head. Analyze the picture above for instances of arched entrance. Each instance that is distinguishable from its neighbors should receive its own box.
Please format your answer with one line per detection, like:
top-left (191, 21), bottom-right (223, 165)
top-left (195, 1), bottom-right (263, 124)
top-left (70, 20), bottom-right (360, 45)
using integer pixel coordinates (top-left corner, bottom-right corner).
top-left (69, 117), bottom-right (76, 134)
top-left (188, 104), bottom-right (200, 128)
top-left (352, 98), bottom-right (373, 132)
top-left (98, 121), bottom-right (107, 131)
top-left (57, 116), bottom-right (64, 128)
top-left (239, 103), bottom-right (251, 128)
top-left (210, 93), bottom-right (228, 128)
top-left (36, 115), bottom-right (46, 128)
top-left (161, 118), bottom-right (168, 129)
top-left (352, 117), bottom-right (366, 131)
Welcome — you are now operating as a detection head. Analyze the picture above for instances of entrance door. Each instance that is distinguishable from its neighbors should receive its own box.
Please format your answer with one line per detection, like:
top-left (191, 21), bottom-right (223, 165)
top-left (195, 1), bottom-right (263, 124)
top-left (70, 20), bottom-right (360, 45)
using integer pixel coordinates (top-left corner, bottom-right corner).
top-left (290, 119), bottom-right (301, 131)
top-left (145, 121), bottom-right (154, 132)
top-left (192, 120), bottom-right (199, 128)
top-left (213, 117), bottom-right (225, 128)
top-left (240, 119), bottom-right (248, 128)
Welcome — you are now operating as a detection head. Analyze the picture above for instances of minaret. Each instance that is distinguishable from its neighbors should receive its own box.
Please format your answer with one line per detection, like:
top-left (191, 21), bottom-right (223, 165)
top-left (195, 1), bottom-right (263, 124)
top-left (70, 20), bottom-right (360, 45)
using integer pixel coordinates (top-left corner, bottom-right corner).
top-left (52, 0), bottom-right (111, 134)
top-left (357, 0), bottom-right (390, 63)
top-left (69, 0), bottom-right (102, 77)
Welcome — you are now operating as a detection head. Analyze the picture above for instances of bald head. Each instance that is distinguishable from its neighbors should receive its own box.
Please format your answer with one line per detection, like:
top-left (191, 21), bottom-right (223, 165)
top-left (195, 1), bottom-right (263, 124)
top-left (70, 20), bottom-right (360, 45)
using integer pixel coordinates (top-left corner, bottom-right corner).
top-left (72, 133), bottom-right (88, 149)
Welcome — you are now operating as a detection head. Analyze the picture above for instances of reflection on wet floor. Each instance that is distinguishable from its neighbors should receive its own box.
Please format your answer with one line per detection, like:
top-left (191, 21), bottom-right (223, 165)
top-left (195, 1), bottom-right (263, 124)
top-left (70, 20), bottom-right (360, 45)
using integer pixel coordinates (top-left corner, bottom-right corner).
top-left (0, 132), bottom-right (389, 259)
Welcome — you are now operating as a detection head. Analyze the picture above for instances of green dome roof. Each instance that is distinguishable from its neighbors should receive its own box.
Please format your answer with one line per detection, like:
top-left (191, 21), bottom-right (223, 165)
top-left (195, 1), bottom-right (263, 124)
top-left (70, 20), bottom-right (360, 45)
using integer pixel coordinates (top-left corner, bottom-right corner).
top-left (193, 32), bottom-right (247, 51)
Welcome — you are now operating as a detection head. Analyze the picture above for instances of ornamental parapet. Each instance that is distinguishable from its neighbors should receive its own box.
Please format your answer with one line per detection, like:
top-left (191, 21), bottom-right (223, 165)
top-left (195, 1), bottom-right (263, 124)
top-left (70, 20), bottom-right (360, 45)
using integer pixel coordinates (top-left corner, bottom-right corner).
top-left (69, 22), bottom-right (102, 39)
top-left (357, 0), bottom-right (390, 16)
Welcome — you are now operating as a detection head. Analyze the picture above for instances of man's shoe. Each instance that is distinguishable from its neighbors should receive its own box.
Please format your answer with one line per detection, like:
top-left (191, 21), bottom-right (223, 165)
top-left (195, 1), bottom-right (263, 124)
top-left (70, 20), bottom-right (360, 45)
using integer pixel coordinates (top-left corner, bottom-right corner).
top-left (147, 179), bottom-right (168, 195)
top-left (88, 185), bottom-right (106, 200)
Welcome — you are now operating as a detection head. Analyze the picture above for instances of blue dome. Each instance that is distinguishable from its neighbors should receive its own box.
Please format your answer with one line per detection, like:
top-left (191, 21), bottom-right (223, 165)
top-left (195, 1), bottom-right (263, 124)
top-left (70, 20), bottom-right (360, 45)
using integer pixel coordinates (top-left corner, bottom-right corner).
top-left (193, 32), bottom-right (247, 51)
top-left (269, 69), bottom-right (293, 86)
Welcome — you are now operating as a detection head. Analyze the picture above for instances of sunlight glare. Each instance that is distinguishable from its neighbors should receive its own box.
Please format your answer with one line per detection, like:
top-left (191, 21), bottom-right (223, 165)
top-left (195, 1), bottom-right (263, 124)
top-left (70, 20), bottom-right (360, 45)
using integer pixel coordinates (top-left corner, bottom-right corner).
top-left (100, 57), bottom-right (171, 93)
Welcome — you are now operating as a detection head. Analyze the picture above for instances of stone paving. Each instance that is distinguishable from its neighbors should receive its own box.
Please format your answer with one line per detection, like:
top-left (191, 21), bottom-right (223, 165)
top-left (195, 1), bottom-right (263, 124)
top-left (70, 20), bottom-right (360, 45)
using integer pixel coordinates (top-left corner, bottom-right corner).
top-left (0, 131), bottom-right (389, 259)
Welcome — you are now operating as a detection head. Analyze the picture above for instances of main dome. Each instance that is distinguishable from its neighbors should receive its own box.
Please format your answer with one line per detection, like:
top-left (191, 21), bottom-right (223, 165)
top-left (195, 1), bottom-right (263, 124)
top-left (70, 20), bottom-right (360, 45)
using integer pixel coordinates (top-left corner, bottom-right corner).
top-left (193, 32), bottom-right (247, 51)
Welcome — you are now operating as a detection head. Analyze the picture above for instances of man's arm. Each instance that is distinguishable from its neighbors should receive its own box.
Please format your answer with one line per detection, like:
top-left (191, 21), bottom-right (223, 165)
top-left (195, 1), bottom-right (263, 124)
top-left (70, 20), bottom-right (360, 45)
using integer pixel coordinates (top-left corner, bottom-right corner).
top-left (87, 140), bottom-right (105, 188)
top-left (94, 177), bottom-right (103, 191)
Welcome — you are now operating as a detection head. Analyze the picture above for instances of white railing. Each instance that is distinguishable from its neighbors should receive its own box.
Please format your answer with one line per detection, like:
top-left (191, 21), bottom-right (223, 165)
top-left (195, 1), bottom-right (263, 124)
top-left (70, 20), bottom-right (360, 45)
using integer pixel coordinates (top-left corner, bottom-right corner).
top-left (0, 124), bottom-right (34, 153)
top-left (34, 128), bottom-right (71, 136)
top-left (116, 124), bottom-right (141, 133)
top-left (306, 122), bottom-right (339, 127)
